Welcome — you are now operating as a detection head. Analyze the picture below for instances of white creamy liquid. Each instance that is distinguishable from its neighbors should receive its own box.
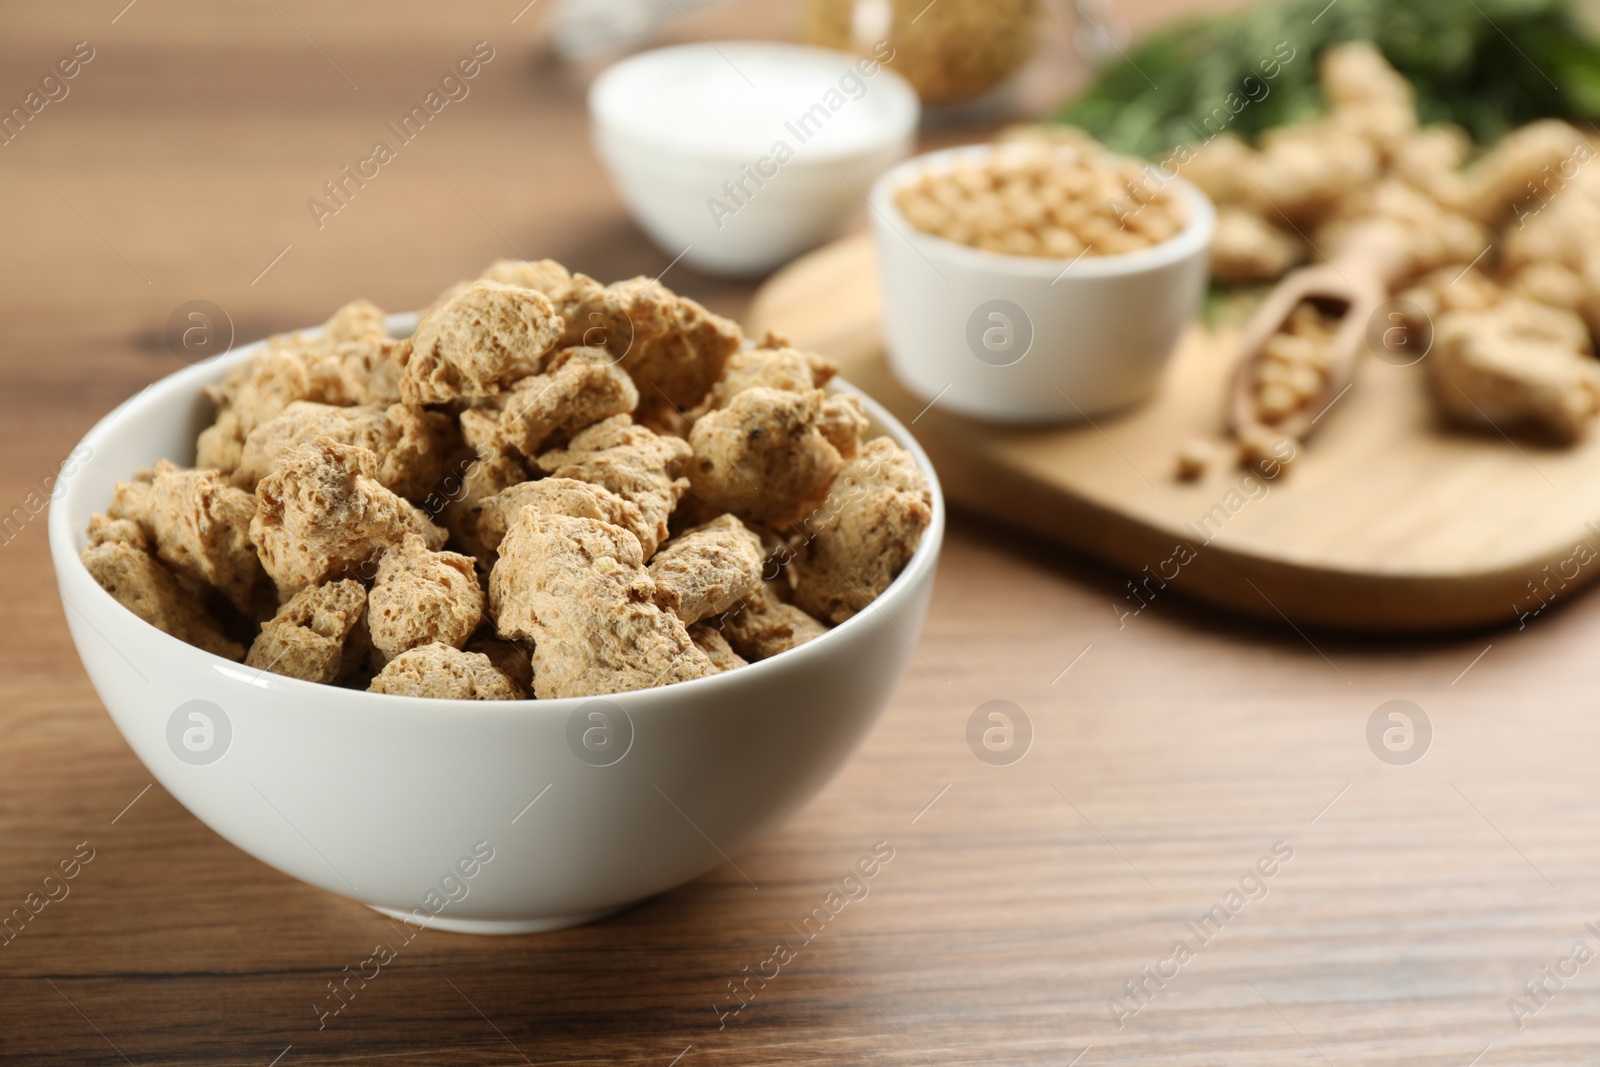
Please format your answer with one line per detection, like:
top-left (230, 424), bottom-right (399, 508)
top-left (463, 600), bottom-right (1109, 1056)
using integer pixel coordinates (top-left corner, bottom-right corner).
top-left (603, 44), bottom-right (901, 159)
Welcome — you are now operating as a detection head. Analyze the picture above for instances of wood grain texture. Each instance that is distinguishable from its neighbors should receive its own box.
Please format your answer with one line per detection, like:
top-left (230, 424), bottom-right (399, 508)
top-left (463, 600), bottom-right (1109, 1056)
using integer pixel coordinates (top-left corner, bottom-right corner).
top-left (749, 233), bottom-right (1600, 633)
top-left (5, 3), bottom-right (1600, 1066)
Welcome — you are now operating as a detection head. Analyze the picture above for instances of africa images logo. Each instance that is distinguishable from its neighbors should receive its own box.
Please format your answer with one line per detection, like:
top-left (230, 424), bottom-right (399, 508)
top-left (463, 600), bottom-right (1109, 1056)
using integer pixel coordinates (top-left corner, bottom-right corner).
top-left (167, 700), bottom-right (231, 766)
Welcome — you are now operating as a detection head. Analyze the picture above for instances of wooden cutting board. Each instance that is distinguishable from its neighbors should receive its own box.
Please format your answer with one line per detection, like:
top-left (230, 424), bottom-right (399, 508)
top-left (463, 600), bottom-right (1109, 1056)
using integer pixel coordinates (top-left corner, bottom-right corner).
top-left (749, 232), bottom-right (1600, 632)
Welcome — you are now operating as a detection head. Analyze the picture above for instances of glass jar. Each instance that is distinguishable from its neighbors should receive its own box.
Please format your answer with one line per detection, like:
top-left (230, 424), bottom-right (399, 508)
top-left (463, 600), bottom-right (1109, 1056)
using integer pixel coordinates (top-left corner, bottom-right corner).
top-left (804, 0), bottom-right (1040, 106)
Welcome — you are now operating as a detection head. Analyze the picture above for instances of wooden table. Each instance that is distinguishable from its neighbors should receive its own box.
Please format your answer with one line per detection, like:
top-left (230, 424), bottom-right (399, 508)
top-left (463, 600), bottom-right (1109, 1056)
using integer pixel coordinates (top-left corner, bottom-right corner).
top-left (5, 3), bottom-right (1599, 1064)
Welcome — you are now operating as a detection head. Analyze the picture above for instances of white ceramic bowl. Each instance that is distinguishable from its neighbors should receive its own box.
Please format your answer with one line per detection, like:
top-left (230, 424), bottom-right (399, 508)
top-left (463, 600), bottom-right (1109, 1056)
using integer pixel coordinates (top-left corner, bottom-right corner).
top-left (591, 42), bottom-right (919, 277)
top-left (869, 144), bottom-right (1215, 423)
top-left (46, 313), bottom-right (943, 934)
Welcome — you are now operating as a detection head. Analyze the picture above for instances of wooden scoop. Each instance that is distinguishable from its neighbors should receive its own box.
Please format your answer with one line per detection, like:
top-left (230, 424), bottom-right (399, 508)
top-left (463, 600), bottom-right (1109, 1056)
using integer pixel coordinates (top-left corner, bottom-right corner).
top-left (1227, 218), bottom-right (1413, 440)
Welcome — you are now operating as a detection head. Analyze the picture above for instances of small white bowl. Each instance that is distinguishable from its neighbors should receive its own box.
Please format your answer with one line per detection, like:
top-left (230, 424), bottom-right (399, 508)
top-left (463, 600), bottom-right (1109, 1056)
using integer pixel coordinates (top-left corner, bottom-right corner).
top-left (47, 313), bottom-right (943, 934)
top-left (869, 144), bottom-right (1215, 423)
top-left (591, 42), bottom-right (919, 277)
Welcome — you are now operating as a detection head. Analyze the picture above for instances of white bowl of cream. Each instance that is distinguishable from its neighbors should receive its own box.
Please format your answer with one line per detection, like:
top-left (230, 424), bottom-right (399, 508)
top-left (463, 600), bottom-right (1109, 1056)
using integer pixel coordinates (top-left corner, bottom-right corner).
top-left (590, 42), bottom-right (919, 277)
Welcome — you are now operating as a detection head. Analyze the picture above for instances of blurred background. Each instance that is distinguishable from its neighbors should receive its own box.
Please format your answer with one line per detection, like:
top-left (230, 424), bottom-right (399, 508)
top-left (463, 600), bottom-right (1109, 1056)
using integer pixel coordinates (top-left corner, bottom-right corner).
top-left (0, 0), bottom-right (1194, 345)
